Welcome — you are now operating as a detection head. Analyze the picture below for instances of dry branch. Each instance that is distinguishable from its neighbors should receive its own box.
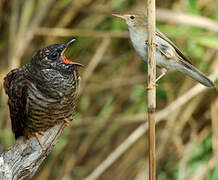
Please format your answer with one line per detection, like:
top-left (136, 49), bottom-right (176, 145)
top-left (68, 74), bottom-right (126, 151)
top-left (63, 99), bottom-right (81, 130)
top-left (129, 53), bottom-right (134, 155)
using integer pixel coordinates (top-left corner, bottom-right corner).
top-left (9, 0), bottom-right (55, 69)
top-left (78, 38), bottom-right (111, 95)
top-left (0, 123), bottom-right (65, 180)
top-left (156, 9), bottom-right (218, 33)
top-left (35, 27), bottom-right (129, 38)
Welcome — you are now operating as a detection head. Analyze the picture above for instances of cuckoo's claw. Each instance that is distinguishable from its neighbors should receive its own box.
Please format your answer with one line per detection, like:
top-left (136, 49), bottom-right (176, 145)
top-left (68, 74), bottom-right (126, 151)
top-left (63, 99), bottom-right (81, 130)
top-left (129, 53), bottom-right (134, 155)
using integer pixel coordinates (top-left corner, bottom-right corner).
top-left (34, 132), bottom-right (44, 150)
top-left (63, 119), bottom-right (70, 127)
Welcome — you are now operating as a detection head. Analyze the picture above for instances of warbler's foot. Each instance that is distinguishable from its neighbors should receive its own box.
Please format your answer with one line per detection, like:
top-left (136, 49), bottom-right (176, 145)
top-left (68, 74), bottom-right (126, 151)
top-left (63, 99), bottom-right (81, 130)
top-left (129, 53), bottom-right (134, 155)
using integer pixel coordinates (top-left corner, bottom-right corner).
top-left (147, 83), bottom-right (158, 90)
top-left (145, 40), bottom-right (156, 46)
top-left (156, 68), bottom-right (167, 82)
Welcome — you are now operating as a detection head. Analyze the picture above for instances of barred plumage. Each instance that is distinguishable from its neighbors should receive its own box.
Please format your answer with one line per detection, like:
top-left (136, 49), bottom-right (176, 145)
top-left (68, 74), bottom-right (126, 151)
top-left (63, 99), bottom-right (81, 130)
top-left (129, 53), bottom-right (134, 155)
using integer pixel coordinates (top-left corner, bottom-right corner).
top-left (4, 39), bottom-right (82, 147)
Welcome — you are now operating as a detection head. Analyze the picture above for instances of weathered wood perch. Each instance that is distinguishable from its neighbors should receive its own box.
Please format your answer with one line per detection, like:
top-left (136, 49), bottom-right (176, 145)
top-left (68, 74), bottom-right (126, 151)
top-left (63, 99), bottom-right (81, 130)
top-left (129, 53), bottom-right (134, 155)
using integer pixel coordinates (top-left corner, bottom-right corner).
top-left (0, 123), bottom-right (65, 180)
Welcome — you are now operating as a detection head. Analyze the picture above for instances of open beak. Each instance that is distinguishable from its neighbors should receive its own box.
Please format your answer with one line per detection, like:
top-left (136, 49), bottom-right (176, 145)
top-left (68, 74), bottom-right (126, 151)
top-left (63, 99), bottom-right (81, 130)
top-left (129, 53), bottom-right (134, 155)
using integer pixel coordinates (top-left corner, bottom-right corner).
top-left (61, 39), bottom-right (84, 67)
top-left (112, 14), bottom-right (126, 21)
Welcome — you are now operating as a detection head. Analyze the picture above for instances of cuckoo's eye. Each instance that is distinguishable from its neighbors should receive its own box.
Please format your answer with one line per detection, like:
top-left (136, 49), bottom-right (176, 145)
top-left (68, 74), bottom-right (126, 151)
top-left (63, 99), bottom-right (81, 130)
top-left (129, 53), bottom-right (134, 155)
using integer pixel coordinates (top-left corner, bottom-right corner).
top-left (49, 51), bottom-right (60, 60)
top-left (130, 15), bottom-right (135, 20)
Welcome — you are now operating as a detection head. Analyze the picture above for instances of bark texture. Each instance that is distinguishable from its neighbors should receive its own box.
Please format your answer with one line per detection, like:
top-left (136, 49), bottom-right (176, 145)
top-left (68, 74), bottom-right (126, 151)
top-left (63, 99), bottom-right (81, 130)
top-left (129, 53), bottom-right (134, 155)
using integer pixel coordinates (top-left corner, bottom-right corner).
top-left (0, 123), bottom-right (65, 180)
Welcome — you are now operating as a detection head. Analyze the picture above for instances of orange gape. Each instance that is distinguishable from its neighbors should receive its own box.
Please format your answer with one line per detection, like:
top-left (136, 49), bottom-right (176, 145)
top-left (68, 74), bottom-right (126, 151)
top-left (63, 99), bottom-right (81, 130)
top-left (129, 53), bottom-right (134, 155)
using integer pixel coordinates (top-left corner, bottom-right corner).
top-left (61, 48), bottom-right (83, 66)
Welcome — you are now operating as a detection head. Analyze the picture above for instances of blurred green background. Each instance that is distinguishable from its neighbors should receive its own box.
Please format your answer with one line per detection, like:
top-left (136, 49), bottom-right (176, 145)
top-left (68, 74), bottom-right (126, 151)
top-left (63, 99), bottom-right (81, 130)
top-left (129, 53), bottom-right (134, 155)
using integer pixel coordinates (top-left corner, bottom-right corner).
top-left (0, 0), bottom-right (218, 179)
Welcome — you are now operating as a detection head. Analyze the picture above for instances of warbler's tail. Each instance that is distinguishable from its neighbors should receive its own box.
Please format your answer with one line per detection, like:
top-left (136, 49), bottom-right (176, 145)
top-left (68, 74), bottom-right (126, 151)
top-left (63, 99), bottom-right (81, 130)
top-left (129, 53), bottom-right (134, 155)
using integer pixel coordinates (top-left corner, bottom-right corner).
top-left (176, 60), bottom-right (215, 87)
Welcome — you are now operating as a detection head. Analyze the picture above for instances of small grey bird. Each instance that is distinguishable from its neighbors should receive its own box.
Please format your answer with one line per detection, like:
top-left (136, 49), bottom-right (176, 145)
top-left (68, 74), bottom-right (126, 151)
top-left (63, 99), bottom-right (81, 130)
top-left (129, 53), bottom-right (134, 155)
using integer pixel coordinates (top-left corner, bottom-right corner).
top-left (112, 13), bottom-right (215, 87)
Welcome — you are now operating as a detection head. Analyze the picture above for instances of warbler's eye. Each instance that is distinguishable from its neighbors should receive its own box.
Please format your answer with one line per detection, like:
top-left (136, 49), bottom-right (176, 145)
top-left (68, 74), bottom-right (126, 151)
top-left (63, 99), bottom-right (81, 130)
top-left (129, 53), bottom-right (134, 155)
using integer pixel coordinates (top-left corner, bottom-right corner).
top-left (49, 51), bottom-right (59, 60)
top-left (130, 15), bottom-right (135, 20)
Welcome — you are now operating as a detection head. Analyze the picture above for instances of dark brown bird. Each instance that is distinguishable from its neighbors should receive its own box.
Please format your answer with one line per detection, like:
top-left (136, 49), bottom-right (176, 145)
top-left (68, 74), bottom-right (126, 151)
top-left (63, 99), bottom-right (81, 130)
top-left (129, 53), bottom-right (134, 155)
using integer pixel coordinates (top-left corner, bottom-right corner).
top-left (4, 39), bottom-right (82, 148)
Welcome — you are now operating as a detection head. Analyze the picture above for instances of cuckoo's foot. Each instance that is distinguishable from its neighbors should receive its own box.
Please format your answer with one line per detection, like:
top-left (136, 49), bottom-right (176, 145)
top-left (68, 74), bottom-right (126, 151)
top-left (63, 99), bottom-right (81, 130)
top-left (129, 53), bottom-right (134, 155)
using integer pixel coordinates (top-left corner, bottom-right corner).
top-left (34, 132), bottom-right (44, 149)
top-left (38, 131), bottom-right (45, 136)
top-left (63, 119), bottom-right (70, 127)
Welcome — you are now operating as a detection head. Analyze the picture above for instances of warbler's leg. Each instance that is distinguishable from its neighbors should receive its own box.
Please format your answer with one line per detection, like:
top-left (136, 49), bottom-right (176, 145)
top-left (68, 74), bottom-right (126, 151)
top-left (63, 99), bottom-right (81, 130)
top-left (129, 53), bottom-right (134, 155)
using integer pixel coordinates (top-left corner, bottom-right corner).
top-left (63, 119), bottom-right (70, 127)
top-left (156, 68), bottom-right (167, 82)
top-left (147, 68), bottom-right (167, 89)
top-left (34, 132), bottom-right (44, 149)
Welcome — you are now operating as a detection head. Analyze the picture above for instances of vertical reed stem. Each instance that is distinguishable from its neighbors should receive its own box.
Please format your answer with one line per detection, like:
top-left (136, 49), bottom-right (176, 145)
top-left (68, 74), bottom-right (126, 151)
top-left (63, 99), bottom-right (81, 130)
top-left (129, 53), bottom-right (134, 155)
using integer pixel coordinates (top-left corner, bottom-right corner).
top-left (146, 0), bottom-right (156, 179)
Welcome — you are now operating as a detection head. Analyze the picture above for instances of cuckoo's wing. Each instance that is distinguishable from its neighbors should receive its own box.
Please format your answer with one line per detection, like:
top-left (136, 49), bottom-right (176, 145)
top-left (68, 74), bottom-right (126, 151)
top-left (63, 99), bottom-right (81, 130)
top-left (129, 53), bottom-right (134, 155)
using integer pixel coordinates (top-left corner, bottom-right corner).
top-left (4, 68), bottom-right (29, 139)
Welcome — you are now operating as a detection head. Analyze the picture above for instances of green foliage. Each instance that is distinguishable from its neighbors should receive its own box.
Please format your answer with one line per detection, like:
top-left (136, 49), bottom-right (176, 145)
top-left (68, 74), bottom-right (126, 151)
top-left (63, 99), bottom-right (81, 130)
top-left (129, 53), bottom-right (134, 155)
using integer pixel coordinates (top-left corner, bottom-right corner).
top-left (157, 156), bottom-right (179, 180)
top-left (0, 130), bottom-right (15, 147)
top-left (193, 36), bottom-right (218, 49)
top-left (79, 94), bottom-right (91, 112)
top-left (188, 0), bottom-right (200, 15)
top-left (157, 88), bottom-right (167, 101)
top-left (111, 18), bottom-right (128, 30)
top-left (51, 0), bottom-right (72, 15)
top-left (112, 0), bottom-right (127, 10)
top-left (212, 164), bottom-right (218, 180)
top-left (206, 163), bottom-right (218, 180)
top-left (127, 85), bottom-right (147, 113)
top-left (96, 95), bottom-right (114, 122)
top-left (189, 133), bottom-right (212, 169)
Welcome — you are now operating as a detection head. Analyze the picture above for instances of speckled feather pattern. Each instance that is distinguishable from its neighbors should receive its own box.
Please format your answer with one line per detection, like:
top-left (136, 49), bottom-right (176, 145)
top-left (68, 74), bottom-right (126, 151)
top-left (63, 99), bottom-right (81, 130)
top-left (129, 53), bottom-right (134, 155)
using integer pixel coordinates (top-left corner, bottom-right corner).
top-left (4, 42), bottom-right (80, 139)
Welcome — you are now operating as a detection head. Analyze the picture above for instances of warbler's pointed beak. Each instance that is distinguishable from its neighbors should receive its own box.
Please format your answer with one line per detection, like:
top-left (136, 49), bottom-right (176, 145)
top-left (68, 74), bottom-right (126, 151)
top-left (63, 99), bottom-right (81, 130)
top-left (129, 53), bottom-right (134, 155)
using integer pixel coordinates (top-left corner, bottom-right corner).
top-left (112, 14), bottom-right (126, 21)
top-left (61, 39), bottom-right (84, 67)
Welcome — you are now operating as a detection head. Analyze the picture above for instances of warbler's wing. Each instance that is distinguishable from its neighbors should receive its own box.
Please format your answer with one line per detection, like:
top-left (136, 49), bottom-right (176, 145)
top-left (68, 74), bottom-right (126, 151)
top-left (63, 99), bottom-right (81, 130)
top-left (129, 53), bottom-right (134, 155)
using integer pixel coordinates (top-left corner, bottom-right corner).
top-left (155, 29), bottom-right (193, 65)
top-left (4, 68), bottom-right (29, 139)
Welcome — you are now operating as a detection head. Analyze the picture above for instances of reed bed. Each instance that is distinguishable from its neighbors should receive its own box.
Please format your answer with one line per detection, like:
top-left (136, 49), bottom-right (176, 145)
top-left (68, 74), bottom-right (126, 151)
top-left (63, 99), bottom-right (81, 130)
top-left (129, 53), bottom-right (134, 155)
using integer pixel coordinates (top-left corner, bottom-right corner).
top-left (0, 0), bottom-right (218, 179)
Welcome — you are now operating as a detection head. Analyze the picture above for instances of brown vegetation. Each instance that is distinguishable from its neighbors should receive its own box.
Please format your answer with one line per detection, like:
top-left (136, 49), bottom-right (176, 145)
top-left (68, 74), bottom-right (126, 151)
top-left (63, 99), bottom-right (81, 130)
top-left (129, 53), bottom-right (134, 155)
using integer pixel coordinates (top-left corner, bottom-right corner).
top-left (0, 0), bottom-right (218, 179)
